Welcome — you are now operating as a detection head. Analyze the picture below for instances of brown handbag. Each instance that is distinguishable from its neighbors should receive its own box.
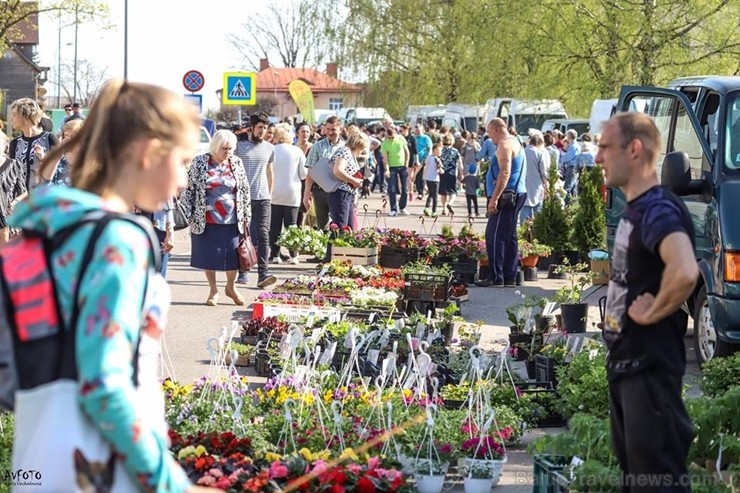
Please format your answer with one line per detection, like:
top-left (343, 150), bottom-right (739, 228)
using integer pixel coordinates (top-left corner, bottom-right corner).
top-left (237, 222), bottom-right (258, 271)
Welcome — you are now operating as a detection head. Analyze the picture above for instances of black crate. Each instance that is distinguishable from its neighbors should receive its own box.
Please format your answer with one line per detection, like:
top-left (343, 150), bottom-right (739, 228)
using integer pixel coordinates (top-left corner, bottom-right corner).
top-left (533, 455), bottom-right (571, 493)
top-left (535, 355), bottom-right (560, 387)
top-left (379, 245), bottom-right (422, 269)
top-left (403, 273), bottom-right (452, 302)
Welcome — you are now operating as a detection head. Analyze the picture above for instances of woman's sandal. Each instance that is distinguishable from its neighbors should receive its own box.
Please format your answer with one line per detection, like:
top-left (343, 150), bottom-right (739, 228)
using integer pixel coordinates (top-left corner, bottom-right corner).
top-left (224, 288), bottom-right (246, 306)
top-left (206, 293), bottom-right (219, 306)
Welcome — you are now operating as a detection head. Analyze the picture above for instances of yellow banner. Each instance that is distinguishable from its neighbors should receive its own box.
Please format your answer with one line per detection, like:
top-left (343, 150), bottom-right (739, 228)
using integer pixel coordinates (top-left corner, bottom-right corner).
top-left (288, 80), bottom-right (315, 124)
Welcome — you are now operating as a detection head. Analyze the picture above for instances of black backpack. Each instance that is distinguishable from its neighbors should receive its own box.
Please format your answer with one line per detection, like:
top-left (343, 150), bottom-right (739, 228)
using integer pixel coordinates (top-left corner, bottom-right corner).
top-left (0, 211), bottom-right (159, 410)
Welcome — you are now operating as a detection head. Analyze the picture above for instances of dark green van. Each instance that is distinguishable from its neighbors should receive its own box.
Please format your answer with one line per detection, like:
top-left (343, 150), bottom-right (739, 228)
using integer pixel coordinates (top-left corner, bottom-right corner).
top-left (606, 77), bottom-right (740, 364)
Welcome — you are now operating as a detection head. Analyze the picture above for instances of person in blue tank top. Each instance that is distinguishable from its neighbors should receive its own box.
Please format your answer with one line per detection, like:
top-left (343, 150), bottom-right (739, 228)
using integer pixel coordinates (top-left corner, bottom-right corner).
top-left (477, 118), bottom-right (527, 287)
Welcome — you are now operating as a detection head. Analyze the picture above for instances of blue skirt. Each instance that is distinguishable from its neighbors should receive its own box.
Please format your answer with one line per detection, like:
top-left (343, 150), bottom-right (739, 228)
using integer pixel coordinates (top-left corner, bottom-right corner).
top-left (190, 223), bottom-right (240, 271)
top-left (439, 173), bottom-right (458, 196)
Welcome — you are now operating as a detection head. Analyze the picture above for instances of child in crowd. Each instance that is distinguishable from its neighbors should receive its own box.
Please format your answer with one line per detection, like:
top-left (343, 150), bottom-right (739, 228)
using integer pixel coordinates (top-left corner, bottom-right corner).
top-left (463, 163), bottom-right (480, 217)
top-left (423, 142), bottom-right (444, 217)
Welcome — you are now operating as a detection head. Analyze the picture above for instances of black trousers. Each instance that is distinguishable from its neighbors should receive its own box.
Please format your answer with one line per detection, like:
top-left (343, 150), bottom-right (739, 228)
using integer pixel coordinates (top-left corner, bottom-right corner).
top-left (312, 186), bottom-right (330, 230)
top-left (465, 194), bottom-right (479, 215)
top-left (269, 204), bottom-right (299, 258)
top-left (425, 181), bottom-right (439, 213)
top-left (609, 371), bottom-right (694, 492)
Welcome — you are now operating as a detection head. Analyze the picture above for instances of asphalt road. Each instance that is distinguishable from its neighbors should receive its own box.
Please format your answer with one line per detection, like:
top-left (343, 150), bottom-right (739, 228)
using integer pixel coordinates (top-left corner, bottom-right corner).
top-left (163, 192), bottom-right (701, 491)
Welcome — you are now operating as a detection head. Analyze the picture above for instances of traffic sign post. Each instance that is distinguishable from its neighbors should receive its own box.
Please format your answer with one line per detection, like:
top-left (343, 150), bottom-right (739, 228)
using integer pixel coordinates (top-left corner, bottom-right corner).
top-left (183, 70), bottom-right (205, 93)
top-left (183, 94), bottom-right (203, 114)
top-left (222, 72), bottom-right (256, 106)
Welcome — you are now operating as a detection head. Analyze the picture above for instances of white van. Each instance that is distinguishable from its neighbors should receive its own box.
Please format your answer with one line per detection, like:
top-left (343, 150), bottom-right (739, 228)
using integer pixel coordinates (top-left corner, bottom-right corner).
top-left (341, 107), bottom-right (390, 126)
top-left (407, 104), bottom-right (446, 126)
top-left (484, 99), bottom-right (568, 140)
top-left (541, 119), bottom-right (590, 135)
top-left (589, 99), bottom-right (617, 135)
top-left (442, 103), bottom-right (486, 133)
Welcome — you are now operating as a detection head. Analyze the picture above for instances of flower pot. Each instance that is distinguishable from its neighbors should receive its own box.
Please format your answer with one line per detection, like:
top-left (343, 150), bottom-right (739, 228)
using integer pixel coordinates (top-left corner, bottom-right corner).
top-left (441, 322), bottom-right (455, 344)
top-left (523, 267), bottom-right (538, 281)
top-left (415, 474), bottom-right (445, 493)
top-left (560, 302), bottom-right (589, 333)
top-left (547, 264), bottom-right (567, 280)
top-left (525, 359), bottom-right (536, 379)
top-left (508, 333), bottom-right (531, 361)
top-left (463, 477), bottom-right (493, 493)
top-left (521, 255), bottom-right (539, 268)
top-left (462, 458), bottom-right (505, 487)
top-left (515, 270), bottom-right (524, 286)
top-left (241, 335), bottom-right (258, 345)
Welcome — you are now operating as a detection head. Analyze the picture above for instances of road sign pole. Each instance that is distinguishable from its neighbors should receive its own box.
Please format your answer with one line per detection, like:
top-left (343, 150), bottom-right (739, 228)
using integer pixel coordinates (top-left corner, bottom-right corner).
top-left (238, 108), bottom-right (242, 125)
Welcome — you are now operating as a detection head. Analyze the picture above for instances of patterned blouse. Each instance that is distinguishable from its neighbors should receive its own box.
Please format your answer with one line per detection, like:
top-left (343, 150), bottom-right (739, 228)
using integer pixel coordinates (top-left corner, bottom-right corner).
top-left (330, 146), bottom-right (360, 194)
top-left (441, 146), bottom-right (461, 178)
top-left (205, 157), bottom-right (237, 224)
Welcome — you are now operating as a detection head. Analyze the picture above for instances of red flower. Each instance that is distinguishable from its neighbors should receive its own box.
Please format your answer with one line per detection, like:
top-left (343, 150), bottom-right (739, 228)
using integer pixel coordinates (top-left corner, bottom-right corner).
top-left (357, 475), bottom-right (377, 493)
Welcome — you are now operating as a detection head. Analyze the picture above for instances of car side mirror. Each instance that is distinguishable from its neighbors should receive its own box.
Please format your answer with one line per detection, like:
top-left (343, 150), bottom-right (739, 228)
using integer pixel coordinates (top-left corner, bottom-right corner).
top-left (661, 151), bottom-right (704, 196)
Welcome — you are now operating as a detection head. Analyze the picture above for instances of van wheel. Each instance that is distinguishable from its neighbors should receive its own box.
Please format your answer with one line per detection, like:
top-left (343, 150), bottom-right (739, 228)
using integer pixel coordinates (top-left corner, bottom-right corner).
top-left (694, 286), bottom-right (736, 365)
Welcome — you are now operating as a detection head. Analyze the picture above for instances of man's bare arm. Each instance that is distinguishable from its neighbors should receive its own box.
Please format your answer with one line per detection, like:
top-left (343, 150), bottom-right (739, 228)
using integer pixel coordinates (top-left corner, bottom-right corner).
top-left (628, 232), bottom-right (698, 325)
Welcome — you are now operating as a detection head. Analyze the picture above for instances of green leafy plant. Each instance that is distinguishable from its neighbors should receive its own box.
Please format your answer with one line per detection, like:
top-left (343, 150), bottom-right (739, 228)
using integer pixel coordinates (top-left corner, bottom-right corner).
top-left (328, 226), bottom-right (381, 248)
top-left (552, 259), bottom-right (596, 304)
top-left (277, 225), bottom-right (328, 258)
top-left (518, 218), bottom-right (552, 257)
top-left (539, 338), bottom-right (568, 364)
top-left (572, 165), bottom-right (606, 253)
top-left (229, 342), bottom-right (252, 355)
top-left (402, 260), bottom-right (452, 277)
top-left (554, 343), bottom-right (609, 419)
top-left (506, 291), bottom-right (546, 333)
top-left (699, 351), bottom-right (740, 398)
top-left (532, 162), bottom-right (572, 252)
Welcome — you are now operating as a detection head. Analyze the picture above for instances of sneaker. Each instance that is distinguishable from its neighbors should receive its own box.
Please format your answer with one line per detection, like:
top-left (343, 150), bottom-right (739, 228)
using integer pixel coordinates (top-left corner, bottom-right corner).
top-left (289, 257), bottom-right (299, 265)
top-left (257, 275), bottom-right (277, 288)
top-left (475, 212), bottom-right (481, 217)
top-left (270, 256), bottom-right (282, 264)
top-left (400, 209), bottom-right (410, 216)
top-left (417, 194), bottom-right (424, 200)
top-left (504, 280), bottom-right (517, 288)
top-left (423, 208), bottom-right (432, 217)
top-left (279, 253), bottom-right (290, 261)
top-left (447, 204), bottom-right (454, 215)
top-left (236, 272), bottom-right (248, 284)
top-left (441, 211), bottom-right (447, 216)
top-left (475, 279), bottom-right (493, 287)
top-left (388, 211), bottom-right (398, 217)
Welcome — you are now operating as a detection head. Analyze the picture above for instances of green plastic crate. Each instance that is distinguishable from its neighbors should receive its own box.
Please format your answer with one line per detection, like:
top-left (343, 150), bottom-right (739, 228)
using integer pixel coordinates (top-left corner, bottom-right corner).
top-left (532, 454), bottom-right (570, 493)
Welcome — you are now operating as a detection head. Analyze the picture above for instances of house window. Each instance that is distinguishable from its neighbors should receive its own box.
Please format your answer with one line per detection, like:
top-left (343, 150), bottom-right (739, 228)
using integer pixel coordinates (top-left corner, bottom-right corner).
top-left (329, 97), bottom-right (343, 111)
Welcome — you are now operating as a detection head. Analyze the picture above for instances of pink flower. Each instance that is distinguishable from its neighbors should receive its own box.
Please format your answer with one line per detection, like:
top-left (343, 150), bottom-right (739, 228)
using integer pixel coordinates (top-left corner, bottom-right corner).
top-left (270, 461), bottom-right (289, 479)
top-left (383, 469), bottom-right (402, 481)
top-left (197, 476), bottom-right (215, 486)
top-left (367, 457), bottom-right (381, 470)
top-left (311, 460), bottom-right (328, 476)
top-left (347, 463), bottom-right (363, 475)
top-left (215, 477), bottom-right (231, 489)
top-left (208, 468), bottom-right (224, 478)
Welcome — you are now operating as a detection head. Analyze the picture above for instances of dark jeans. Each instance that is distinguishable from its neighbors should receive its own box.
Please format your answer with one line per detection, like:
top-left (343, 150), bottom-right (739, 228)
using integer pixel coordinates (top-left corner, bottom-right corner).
top-left (466, 194), bottom-right (479, 215)
top-left (425, 181), bottom-right (439, 213)
top-left (249, 199), bottom-right (271, 277)
top-left (154, 228), bottom-right (169, 278)
top-left (312, 185), bottom-right (330, 230)
top-left (328, 188), bottom-right (356, 229)
top-left (372, 163), bottom-right (386, 192)
top-left (296, 180), bottom-right (306, 227)
top-left (415, 166), bottom-right (425, 195)
top-left (388, 167), bottom-right (408, 212)
top-left (269, 204), bottom-right (299, 258)
top-left (609, 372), bottom-right (693, 493)
top-left (485, 193), bottom-right (526, 283)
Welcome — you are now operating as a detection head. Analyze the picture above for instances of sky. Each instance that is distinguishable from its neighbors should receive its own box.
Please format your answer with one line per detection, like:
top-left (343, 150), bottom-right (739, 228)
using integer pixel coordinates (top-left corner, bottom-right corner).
top-left (38, 0), bottom-right (271, 112)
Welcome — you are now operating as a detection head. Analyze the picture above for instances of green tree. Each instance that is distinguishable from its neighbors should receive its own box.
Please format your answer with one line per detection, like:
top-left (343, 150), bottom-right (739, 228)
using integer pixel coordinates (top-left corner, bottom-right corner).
top-left (572, 165), bottom-right (606, 253)
top-left (532, 163), bottom-right (572, 253)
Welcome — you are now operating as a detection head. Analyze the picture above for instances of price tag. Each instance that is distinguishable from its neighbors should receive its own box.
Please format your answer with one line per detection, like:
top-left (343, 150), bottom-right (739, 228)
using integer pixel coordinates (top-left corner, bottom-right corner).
top-left (367, 349), bottom-right (380, 365)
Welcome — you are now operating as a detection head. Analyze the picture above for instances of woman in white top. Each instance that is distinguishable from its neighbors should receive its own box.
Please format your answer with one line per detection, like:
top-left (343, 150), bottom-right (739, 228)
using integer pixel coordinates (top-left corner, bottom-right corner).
top-left (269, 123), bottom-right (307, 263)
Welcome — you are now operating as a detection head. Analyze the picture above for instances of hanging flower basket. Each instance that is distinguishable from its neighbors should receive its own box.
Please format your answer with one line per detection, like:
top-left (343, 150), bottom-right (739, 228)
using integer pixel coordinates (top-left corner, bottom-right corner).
top-left (521, 254), bottom-right (539, 268)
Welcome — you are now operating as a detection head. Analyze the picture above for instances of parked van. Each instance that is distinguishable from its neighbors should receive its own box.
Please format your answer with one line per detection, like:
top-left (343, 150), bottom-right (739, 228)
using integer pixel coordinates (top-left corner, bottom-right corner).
top-left (541, 119), bottom-right (590, 135)
top-left (589, 99), bottom-right (617, 135)
top-left (442, 103), bottom-right (486, 133)
top-left (407, 104), bottom-right (446, 127)
top-left (607, 77), bottom-right (740, 364)
top-left (340, 107), bottom-right (390, 126)
top-left (484, 99), bottom-right (568, 141)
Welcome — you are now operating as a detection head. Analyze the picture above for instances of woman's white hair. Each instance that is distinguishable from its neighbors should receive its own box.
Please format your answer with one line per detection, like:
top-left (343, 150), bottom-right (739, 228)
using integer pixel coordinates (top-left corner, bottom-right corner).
top-left (209, 129), bottom-right (237, 156)
top-left (0, 132), bottom-right (7, 156)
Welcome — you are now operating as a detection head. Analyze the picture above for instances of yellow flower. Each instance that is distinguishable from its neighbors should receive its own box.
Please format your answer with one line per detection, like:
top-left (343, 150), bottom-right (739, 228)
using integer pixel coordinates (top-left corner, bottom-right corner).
top-left (402, 389), bottom-right (412, 400)
top-left (194, 445), bottom-right (207, 457)
top-left (315, 450), bottom-right (331, 461)
top-left (265, 452), bottom-right (282, 462)
top-left (340, 448), bottom-right (359, 461)
top-left (324, 390), bottom-right (334, 403)
top-left (177, 446), bottom-right (195, 458)
top-left (267, 389), bottom-right (276, 399)
top-left (302, 392), bottom-right (315, 406)
top-left (299, 448), bottom-right (313, 461)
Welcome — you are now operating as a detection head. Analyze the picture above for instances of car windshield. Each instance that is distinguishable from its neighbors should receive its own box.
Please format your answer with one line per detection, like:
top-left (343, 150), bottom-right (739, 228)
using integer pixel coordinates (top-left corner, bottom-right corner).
top-left (569, 123), bottom-right (590, 135)
top-left (516, 114), bottom-right (566, 136)
top-left (727, 93), bottom-right (740, 171)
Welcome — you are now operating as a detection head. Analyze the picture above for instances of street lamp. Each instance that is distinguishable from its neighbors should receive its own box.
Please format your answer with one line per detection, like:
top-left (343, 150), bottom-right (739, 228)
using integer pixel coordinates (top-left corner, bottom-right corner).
top-left (56, 13), bottom-right (76, 108)
top-left (72, 4), bottom-right (79, 104)
top-left (272, 70), bottom-right (279, 118)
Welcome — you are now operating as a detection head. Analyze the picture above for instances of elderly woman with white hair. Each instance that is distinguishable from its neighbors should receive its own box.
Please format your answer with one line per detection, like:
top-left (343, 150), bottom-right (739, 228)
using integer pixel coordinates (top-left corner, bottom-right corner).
top-left (180, 129), bottom-right (251, 306)
top-left (269, 123), bottom-right (307, 264)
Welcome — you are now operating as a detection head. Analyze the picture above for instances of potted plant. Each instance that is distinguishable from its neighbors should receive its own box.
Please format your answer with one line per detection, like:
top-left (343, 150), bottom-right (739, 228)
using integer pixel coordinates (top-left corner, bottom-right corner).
top-left (505, 291), bottom-right (547, 362)
top-left (460, 435), bottom-right (506, 491)
top-left (532, 164), bottom-right (573, 269)
top-left (434, 302), bottom-right (463, 344)
top-left (572, 164), bottom-right (606, 257)
top-left (224, 342), bottom-right (252, 367)
top-left (553, 260), bottom-right (596, 333)
top-left (328, 225), bottom-right (381, 265)
top-left (276, 225), bottom-right (328, 259)
top-left (518, 218), bottom-right (553, 270)
top-left (410, 442), bottom-right (456, 493)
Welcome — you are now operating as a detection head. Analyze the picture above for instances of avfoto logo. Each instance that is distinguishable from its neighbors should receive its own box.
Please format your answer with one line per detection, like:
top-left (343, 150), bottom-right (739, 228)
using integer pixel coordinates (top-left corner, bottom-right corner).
top-left (2, 469), bottom-right (42, 485)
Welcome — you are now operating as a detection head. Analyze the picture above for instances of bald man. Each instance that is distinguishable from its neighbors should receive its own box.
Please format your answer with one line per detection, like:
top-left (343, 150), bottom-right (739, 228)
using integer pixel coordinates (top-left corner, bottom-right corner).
top-left (476, 118), bottom-right (527, 287)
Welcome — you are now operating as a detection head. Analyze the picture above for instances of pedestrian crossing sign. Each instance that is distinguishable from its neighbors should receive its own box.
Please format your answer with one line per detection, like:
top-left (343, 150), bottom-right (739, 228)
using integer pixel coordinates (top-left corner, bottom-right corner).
top-left (222, 72), bottom-right (256, 105)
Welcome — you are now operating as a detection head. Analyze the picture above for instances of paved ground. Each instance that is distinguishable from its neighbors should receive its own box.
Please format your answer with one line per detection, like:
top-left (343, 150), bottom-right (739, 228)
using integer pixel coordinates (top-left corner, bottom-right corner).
top-left (163, 192), bottom-right (701, 491)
